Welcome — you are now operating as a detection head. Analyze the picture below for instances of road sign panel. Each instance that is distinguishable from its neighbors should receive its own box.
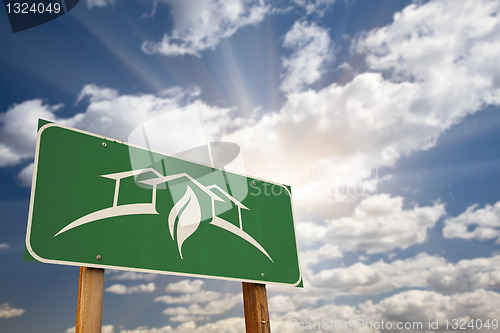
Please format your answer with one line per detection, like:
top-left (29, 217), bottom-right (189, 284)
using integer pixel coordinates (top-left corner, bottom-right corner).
top-left (25, 120), bottom-right (302, 287)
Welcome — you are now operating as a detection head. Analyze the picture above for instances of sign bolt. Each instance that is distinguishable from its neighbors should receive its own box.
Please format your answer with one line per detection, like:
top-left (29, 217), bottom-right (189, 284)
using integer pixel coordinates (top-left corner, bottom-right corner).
top-left (102, 142), bottom-right (107, 148)
top-left (252, 181), bottom-right (256, 185)
top-left (261, 273), bottom-right (265, 278)
top-left (96, 254), bottom-right (102, 260)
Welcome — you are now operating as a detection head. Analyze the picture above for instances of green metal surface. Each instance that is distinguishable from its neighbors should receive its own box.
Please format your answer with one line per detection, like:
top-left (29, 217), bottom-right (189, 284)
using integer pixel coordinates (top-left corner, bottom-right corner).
top-left (25, 121), bottom-right (302, 287)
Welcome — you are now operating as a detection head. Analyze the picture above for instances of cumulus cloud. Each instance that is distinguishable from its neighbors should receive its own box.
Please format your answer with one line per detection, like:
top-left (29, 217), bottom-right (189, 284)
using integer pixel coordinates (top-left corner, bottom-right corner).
top-left (270, 302), bottom-right (365, 333)
top-left (0, 84), bottom-right (232, 187)
top-left (298, 243), bottom-right (343, 278)
top-left (360, 289), bottom-right (500, 332)
top-left (162, 294), bottom-right (241, 322)
top-left (355, 0), bottom-right (500, 122)
top-left (313, 253), bottom-right (500, 295)
top-left (156, 280), bottom-right (240, 322)
top-left (427, 255), bottom-right (500, 293)
top-left (222, 0), bottom-right (500, 212)
top-left (314, 253), bottom-right (444, 294)
top-left (66, 325), bottom-right (115, 333)
top-left (118, 317), bottom-right (244, 333)
top-left (105, 282), bottom-right (156, 294)
top-left (265, 252), bottom-right (500, 316)
top-left (16, 162), bottom-right (34, 187)
top-left (0, 99), bottom-right (62, 167)
top-left (142, 0), bottom-right (268, 57)
top-left (151, 279), bottom-right (244, 323)
top-left (107, 270), bottom-right (157, 281)
top-left (280, 21), bottom-right (332, 93)
top-left (67, 84), bottom-right (205, 141)
top-left (443, 201), bottom-right (500, 243)
top-left (269, 295), bottom-right (297, 313)
top-left (155, 290), bottom-right (221, 304)
top-left (357, 0), bottom-right (500, 109)
top-left (164, 279), bottom-right (204, 294)
top-left (0, 303), bottom-right (25, 318)
top-left (6, 0), bottom-right (500, 207)
top-left (266, 289), bottom-right (500, 333)
top-left (85, 0), bottom-right (115, 10)
top-left (293, 0), bottom-right (336, 16)
top-left (3, 1), bottom-right (500, 207)
top-left (297, 194), bottom-right (445, 254)
top-left (68, 287), bottom-right (500, 332)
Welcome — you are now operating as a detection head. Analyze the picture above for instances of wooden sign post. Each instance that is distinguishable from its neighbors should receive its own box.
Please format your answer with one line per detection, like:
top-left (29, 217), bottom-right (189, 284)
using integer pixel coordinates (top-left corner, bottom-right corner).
top-left (75, 267), bottom-right (105, 333)
top-left (242, 282), bottom-right (271, 333)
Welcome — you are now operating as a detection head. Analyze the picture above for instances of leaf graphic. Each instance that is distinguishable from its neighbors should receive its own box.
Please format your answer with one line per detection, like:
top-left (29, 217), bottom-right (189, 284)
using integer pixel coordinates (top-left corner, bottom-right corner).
top-left (168, 185), bottom-right (201, 259)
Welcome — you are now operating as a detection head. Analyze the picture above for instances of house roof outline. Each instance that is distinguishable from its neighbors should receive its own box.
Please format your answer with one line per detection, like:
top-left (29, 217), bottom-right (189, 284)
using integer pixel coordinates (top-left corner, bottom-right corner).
top-left (138, 173), bottom-right (224, 202)
top-left (206, 184), bottom-right (249, 210)
top-left (53, 168), bottom-right (273, 262)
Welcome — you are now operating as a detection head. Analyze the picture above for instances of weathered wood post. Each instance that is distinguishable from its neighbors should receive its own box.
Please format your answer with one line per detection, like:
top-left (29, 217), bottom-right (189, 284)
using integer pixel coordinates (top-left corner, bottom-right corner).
top-left (75, 267), bottom-right (105, 333)
top-left (242, 282), bottom-right (271, 333)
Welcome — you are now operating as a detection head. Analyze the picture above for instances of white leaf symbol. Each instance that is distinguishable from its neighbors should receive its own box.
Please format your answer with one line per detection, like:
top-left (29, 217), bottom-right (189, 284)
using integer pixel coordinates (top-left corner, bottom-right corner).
top-left (168, 185), bottom-right (201, 259)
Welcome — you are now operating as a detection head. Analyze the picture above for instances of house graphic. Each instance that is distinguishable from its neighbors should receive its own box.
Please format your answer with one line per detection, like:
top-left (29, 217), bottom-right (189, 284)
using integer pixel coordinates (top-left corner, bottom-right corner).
top-left (54, 168), bottom-right (273, 262)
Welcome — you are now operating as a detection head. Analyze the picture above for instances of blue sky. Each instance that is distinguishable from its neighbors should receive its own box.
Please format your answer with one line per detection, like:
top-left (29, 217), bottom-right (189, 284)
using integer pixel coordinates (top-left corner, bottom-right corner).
top-left (1, 0), bottom-right (500, 332)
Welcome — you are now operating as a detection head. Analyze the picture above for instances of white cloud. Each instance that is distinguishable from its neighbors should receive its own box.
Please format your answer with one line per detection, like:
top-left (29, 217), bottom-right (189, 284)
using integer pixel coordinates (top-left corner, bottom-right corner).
top-left (269, 295), bottom-right (297, 313)
top-left (356, 0), bottom-right (500, 114)
top-left (267, 289), bottom-right (500, 333)
top-left (427, 255), bottom-right (500, 293)
top-left (313, 253), bottom-right (444, 294)
top-left (107, 270), bottom-right (157, 281)
top-left (360, 289), bottom-right (500, 332)
top-left (65, 325), bottom-right (115, 333)
top-left (0, 99), bottom-right (62, 167)
top-left (3, 0), bottom-right (500, 208)
top-left (271, 303), bottom-right (366, 333)
top-left (0, 243), bottom-right (9, 251)
top-left (157, 281), bottom-right (240, 322)
top-left (142, 0), bottom-right (269, 57)
top-left (7, 0), bottom-right (500, 204)
top-left (155, 290), bottom-right (221, 304)
top-left (298, 243), bottom-right (343, 278)
top-left (0, 303), bottom-right (25, 318)
top-left (0, 84), bottom-right (232, 187)
top-left (305, 253), bottom-right (500, 296)
top-left (443, 201), bottom-right (500, 243)
top-left (119, 317), bottom-right (244, 333)
top-left (162, 294), bottom-right (241, 322)
top-left (280, 21), bottom-right (332, 93)
top-left (76, 84), bottom-right (119, 103)
top-left (297, 194), bottom-right (445, 254)
top-left (357, 0), bottom-right (500, 111)
top-left (16, 163), bottom-right (33, 187)
top-left (293, 0), bottom-right (336, 16)
top-left (103, 326), bottom-right (116, 333)
top-left (105, 282), bottom-right (156, 295)
top-left (85, 0), bottom-right (115, 10)
top-left (267, 252), bottom-right (500, 319)
top-left (67, 84), bottom-right (198, 141)
top-left (164, 279), bottom-right (204, 294)
top-left (223, 0), bottom-right (500, 213)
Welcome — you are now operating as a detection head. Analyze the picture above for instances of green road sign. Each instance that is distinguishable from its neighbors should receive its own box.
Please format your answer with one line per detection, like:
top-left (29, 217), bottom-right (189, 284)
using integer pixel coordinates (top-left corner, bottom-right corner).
top-left (25, 121), bottom-right (302, 287)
